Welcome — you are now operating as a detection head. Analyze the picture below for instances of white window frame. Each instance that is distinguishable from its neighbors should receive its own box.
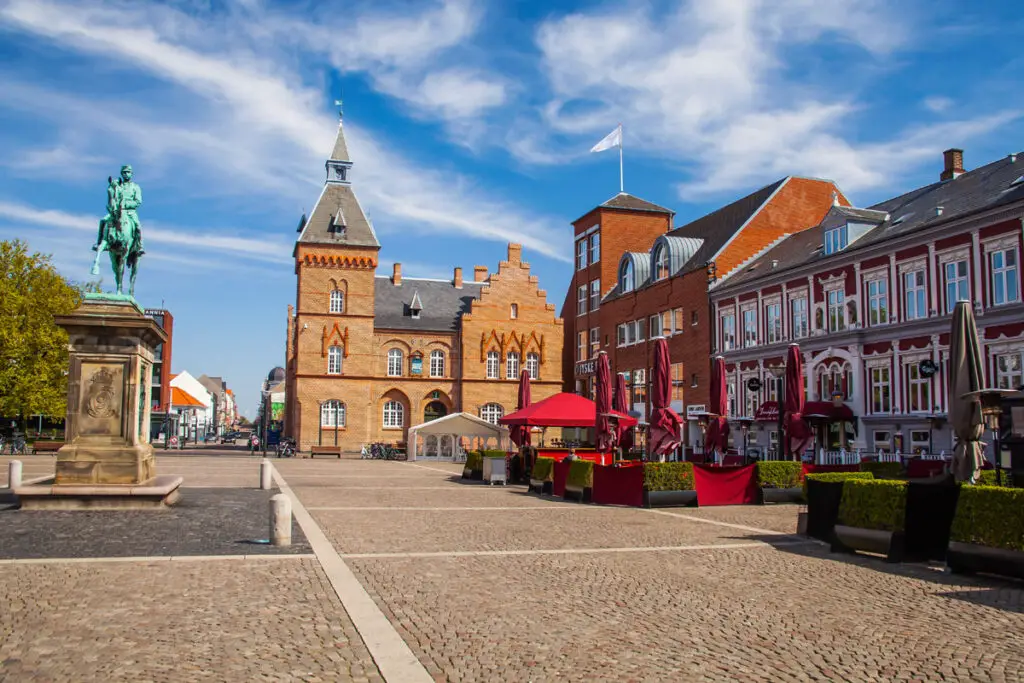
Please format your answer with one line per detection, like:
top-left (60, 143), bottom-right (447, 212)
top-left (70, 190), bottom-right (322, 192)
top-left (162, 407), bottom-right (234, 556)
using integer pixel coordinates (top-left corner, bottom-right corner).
top-left (510, 303), bottom-right (518, 319)
top-left (619, 260), bottom-right (635, 293)
top-left (944, 259), bottom-right (969, 314)
top-left (576, 239), bottom-right (587, 270)
top-left (329, 289), bottom-right (344, 314)
top-left (653, 244), bottom-right (670, 281)
top-left (990, 247), bottom-right (1019, 306)
top-left (429, 350), bottom-right (445, 378)
top-left (790, 297), bottom-right (808, 339)
top-left (486, 351), bottom-right (500, 379)
top-left (577, 331), bottom-right (587, 361)
top-left (650, 314), bottom-right (662, 338)
top-left (742, 307), bottom-right (757, 348)
top-left (995, 352), bottom-right (1023, 390)
top-left (617, 323), bottom-right (627, 347)
top-left (480, 403), bottom-right (504, 424)
top-left (589, 327), bottom-right (600, 358)
top-left (321, 400), bottom-right (345, 428)
top-left (825, 226), bottom-right (848, 255)
top-left (827, 289), bottom-right (845, 332)
top-left (765, 303), bottom-right (781, 344)
top-left (903, 269), bottom-right (927, 321)
top-left (526, 352), bottom-right (540, 380)
top-left (577, 285), bottom-right (587, 316)
top-left (589, 232), bottom-right (600, 264)
top-left (506, 351), bottom-right (520, 380)
top-left (382, 400), bottom-right (404, 429)
top-left (867, 278), bottom-right (888, 326)
top-left (387, 348), bottom-right (403, 377)
top-left (721, 312), bottom-right (736, 351)
top-left (634, 319), bottom-right (645, 343)
top-left (869, 365), bottom-right (891, 414)
top-left (906, 362), bottom-right (931, 414)
top-left (327, 345), bottom-right (343, 375)
top-left (590, 279), bottom-right (601, 311)
top-left (632, 369), bottom-right (646, 405)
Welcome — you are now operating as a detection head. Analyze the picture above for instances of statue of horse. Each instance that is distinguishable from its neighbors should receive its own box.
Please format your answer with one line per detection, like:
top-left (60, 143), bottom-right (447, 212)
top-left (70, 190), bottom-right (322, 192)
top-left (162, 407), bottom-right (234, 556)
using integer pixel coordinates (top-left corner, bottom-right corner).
top-left (92, 165), bottom-right (144, 297)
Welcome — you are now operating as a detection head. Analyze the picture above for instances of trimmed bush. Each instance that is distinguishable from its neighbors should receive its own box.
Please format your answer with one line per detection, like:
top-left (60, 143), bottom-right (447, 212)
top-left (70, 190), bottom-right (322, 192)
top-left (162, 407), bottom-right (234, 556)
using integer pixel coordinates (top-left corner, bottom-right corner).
top-left (643, 462), bottom-right (694, 492)
top-left (567, 460), bottom-right (594, 489)
top-left (950, 486), bottom-right (1024, 551)
top-left (756, 461), bottom-right (802, 489)
top-left (531, 457), bottom-right (556, 482)
top-left (973, 470), bottom-right (1016, 488)
top-left (464, 450), bottom-right (483, 473)
top-left (480, 449), bottom-right (507, 459)
top-left (838, 479), bottom-right (908, 532)
top-left (803, 471), bottom-right (874, 499)
top-left (860, 462), bottom-right (904, 480)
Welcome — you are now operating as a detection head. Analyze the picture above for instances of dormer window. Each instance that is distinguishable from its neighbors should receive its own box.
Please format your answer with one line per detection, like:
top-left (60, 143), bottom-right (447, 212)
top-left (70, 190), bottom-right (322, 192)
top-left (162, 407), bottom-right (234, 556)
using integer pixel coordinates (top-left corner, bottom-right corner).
top-left (329, 209), bottom-right (346, 236)
top-left (653, 244), bottom-right (670, 281)
top-left (409, 289), bottom-right (423, 319)
top-left (619, 259), bottom-right (635, 292)
top-left (824, 226), bottom-right (848, 255)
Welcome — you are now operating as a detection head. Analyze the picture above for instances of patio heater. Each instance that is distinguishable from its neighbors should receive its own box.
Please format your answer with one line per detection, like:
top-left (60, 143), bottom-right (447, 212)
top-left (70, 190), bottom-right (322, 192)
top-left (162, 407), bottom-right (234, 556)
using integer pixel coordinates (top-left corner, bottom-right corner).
top-left (694, 411), bottom-right (710, 463)
top-left (735, 416), bottom-right (754, 461)
top-left (966, 389), bottom-right (1016, 486)
top-left (927, 412), bottom-right (945, 458)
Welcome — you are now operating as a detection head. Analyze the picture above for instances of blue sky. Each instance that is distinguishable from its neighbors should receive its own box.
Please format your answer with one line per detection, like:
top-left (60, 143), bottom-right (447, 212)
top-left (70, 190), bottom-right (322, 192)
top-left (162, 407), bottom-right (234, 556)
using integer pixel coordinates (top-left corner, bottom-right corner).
top-left (0, 0), bottom-right (1021, 417)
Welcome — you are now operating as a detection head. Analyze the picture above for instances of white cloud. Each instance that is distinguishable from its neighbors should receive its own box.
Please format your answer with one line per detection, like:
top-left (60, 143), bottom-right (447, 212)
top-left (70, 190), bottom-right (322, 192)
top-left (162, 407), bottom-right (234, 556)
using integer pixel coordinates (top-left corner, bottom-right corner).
top-left (923, 96), bottom-right (954, 113)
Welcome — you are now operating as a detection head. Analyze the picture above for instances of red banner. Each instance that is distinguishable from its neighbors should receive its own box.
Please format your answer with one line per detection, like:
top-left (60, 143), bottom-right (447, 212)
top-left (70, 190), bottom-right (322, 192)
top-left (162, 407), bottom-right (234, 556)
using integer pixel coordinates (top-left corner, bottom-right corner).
top-left (693, 464), bottom-right (759, 506)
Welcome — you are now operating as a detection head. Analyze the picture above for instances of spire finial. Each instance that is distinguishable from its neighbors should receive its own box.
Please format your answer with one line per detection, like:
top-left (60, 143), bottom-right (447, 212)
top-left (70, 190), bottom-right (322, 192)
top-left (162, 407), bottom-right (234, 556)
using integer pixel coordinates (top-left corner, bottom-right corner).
top-left (334, 98), bottom-right (344, 120)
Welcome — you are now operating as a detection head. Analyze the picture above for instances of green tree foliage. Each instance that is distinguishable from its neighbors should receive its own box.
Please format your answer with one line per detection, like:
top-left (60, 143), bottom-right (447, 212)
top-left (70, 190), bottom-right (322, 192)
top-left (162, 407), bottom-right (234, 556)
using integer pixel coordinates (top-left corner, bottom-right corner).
top-left (0, 240), bottom-right (83, 417)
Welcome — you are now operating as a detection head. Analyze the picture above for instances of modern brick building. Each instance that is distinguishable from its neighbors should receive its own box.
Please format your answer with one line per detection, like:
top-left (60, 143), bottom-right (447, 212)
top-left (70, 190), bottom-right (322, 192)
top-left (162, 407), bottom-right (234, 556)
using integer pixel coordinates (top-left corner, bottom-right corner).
top-left (284, 117), bottom-right (564, 454)
top-left (709, 149), bottom-right (1024, 458)
top-left (562, 178), bottom-right (844, 451)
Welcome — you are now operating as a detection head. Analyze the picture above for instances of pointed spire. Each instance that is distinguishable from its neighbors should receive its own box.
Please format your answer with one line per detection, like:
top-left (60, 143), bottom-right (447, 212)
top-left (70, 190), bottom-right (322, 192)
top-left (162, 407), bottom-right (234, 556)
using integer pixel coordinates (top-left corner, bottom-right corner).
top-left (330, 119), bottom-right (350, 162)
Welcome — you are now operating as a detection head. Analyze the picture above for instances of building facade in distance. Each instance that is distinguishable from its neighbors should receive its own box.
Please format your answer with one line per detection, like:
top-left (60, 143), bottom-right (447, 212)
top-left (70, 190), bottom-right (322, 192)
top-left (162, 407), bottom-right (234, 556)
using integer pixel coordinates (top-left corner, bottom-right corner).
top-left (284, 117), bottom-right (563, 453)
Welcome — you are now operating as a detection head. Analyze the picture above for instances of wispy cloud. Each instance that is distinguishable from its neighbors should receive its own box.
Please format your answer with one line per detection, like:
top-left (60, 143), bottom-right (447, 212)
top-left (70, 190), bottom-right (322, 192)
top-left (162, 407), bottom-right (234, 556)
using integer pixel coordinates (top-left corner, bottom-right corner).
top-left (923, 96), bottom-right (954, 113)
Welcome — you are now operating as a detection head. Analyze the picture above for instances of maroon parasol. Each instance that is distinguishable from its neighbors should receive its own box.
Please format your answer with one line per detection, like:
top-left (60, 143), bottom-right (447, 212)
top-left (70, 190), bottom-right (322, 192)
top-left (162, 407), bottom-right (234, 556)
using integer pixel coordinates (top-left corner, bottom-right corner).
top-left (613, 372), bottom-right (634, 453)
top-left (510, 369), bottom-right (532, 448)
top-left (648, 337), bottom-right (682, 461)
top-left (784, 344), bottom-right (813, 459)
top-left (595, 352), bottom-right (616, 455)
top-left (705, 356), bottom-right (729, 458)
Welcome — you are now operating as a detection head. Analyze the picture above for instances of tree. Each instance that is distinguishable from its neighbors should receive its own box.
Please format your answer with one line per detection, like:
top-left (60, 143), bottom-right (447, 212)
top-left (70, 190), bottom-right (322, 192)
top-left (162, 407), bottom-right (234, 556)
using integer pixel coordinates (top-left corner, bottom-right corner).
top-left (0, 240), bottom-right (83, 418)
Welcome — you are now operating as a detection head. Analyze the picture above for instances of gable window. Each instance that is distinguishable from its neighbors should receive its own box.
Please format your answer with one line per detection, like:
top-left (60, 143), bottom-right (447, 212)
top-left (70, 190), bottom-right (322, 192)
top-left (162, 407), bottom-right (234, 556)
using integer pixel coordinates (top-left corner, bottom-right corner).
top-left (791, 297), bottom-right (809, 339)
top-left (907, 363), bottom-right (931, 413)
top-left (576, 240), bottom-right (587, 270)
top-left (577, 331), bottom-right (587, 361)
top-left (382, 400), bottom-right (404, 428)
top-left (589, 328), bottom-right (600, 358)
top-left (329, 289), bottom-right (344, 314)
top-left (486, 351), bottom-right (500, 379)
top-left (765, 303), bottom-right (781, 344)
top-left (996, 352), bottom-right (1023, 389)
top-left (590, 279), bottom-right (601, 311)
top-left (991, 248), bottom-right (1019, 306)
top-left (721, 313), bottom-right (736, 351)
top-left (904, 270), bottom-right (927, 320)
top-left (824, 226), bottom-right (848, 255)
top-left (944, 260), bottom-right (969, 313)
top-left (429, 350), bottom-right (445, 378)
top-left (387, 348), bottom-right (403, 376)
top-left (653, 244), bottom-right (670, 281)
top-left (870, 366), bottom-right (891, 414)
top-left (577, 285), bottom-right (587, 316)
top-left (510, 303), bottom-right (518, 319)
top-left (327, 345), bottom-right (343, 375)
top-left (480, 403), bottom-right (504, 424)
top-left (650, 314), bottom-right (662, 338)
top-left (827, 290), bottom-right (845, 332)
top-left (589, 232), bottom-right (600, 264)
top-left (619, 260), bottom-right (635, 293)
top-left (506, 351), bottom-right (520, 379)
top-left (742, 308), bottom-right (757, 347)
top-left (321, 400), bottom-right (346, 428)
top-left (867, 278), bottom-right (888, 326)
top-left (526, 353), bottom-right (540, 380)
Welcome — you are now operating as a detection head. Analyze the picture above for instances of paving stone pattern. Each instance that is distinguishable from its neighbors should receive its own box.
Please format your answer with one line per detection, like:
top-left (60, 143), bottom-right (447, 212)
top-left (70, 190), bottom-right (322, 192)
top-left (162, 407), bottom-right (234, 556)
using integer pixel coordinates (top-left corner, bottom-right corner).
top-left (0, 488), bottom-right (311, 559)
top-left (0, 558), bottom-right (383, 682)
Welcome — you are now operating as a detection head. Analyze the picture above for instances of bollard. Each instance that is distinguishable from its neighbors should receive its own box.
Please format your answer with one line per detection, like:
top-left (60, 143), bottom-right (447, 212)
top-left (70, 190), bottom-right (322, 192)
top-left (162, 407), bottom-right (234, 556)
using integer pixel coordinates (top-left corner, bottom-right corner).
top-left (270, 493), bottom-right (292, 546)
top-left (8, 460), bottom-right (22, 489)
top-left (260, 459), bottom-right (273, 490)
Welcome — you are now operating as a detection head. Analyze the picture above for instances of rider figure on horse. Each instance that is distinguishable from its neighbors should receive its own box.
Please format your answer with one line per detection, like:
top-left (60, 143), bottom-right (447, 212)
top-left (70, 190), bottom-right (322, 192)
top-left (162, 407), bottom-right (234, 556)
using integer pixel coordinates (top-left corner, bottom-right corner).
top-left (93, 164), bottom-right (145, 296)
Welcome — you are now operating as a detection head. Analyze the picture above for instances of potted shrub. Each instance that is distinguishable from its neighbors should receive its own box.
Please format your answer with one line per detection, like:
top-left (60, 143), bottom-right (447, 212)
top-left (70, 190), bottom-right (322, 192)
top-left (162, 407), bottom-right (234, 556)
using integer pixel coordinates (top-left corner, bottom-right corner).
top-left (947, 486), bottom-right (1024, 580)
top-left (643, 462), bottom-right (696, 507)
top-left (529, 457), bottom-right (555, 494)
top-left (832, 479), bottom-right (908, 562)
top-left (481, 449), bottom-right (509, 486)
top-left (564, 460), bottom-right (594, 502)
top-left (804, 472), bottom-right (874, 542)
top-left (756, 461), bottom-right (803, 503)
top-left (462, 450), bottom-right (483, 480)
top-left (860, 461), bottom-right (904, 480)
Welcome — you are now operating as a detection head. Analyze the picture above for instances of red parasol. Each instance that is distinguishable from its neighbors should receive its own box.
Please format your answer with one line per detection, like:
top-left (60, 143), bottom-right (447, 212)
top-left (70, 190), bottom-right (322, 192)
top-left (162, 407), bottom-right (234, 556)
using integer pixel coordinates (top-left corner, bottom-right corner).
top-left (648, 337), bottom-right (682, 460)
top-left (613, 372), bottom-right (634, 453)
top-left (510, 369), bottom-right (531, 448)
top-left (784, 344), bottom-right (813, 459)
top-left (595, 352), bottom-right (616, 454)
top-left (705, 356), bottom-right (729, 456)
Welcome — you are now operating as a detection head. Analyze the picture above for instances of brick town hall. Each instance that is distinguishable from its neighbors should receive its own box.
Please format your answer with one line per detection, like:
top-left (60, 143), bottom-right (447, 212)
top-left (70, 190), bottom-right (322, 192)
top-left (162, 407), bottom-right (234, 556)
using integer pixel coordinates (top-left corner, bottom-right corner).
top-left (283, 116), bottom-right (564, 453)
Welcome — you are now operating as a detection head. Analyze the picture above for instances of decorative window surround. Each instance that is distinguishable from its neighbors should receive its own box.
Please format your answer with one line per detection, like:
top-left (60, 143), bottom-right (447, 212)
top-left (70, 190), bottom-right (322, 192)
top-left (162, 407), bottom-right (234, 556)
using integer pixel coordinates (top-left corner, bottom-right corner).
top-left (818, 273), bottom-right (846, 291)
top-left (897, 257), bottom-right (928, 275)
top-left (865, 355), bottom-right (893, 369)
top-left (900, 350), bottom-right (933, 364)
top-left (860, 264), bottom-right (889, 280)
top-left (982, 234), bottom-right (1020, 252)
top-left (937, 245), bottom-right (971, 265)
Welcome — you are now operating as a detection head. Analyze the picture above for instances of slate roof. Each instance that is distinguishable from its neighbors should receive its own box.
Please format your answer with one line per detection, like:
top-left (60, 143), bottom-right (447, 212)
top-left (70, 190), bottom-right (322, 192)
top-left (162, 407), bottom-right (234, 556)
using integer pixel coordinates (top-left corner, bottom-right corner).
top-left (600, 192), bottom-right (673, 214)
top-left (724, 153), bottom-right (1024, 289)
top-left (374, 277), bottom-right (486, 332)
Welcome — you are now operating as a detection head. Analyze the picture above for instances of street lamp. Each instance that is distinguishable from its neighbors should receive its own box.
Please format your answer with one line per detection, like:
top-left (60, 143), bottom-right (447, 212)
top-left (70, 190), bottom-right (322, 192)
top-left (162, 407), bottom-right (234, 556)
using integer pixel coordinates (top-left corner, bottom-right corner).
top-left (962, 389), bottom-right (1016, 486)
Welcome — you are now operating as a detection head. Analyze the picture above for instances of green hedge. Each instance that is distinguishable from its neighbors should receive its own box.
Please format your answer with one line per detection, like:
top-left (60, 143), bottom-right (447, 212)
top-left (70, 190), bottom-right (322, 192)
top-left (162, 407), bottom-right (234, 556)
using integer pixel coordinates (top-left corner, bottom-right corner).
top-left (950, 485), bottom-right (1024, 551)
top-left (803, 471), bottom-right (874, 499)
top-left (973, 470), bottom-right (1016, 488)
top-left (643, 462), bottom-right (695, 491)
top-left (531, 457), bottom-right (555, 482)
top-left (567, 460), bottom-right (594, 489)
top-left (838, 479), bottom-right (908, 532)
top-left (860, 462), bottom-right (904, 480)
top-left (756, 461), bottom-right (802, 489)
top-left (464, 450), bottom-right (483, 473)
top-left (480, 449), bottom-right (507, 459)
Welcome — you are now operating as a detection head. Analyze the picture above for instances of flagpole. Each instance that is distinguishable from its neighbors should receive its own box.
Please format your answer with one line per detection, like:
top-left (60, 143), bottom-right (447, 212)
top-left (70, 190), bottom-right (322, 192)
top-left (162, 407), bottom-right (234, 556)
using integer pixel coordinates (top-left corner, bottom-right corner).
top-left (618, 123), bottom-right (624, 193)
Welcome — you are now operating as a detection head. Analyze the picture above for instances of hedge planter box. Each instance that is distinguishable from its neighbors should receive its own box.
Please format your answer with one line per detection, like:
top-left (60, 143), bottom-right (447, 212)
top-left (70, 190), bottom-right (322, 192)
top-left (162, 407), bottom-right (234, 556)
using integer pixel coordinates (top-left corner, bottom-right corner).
top-left (462, 468), bottom-right (483, 481)
top-left (529, 479), bottom-right (553, 495)
top-left (832, 525), bottom-right (906, 563)
top-left (947, 485), bottom-right (1024, 580)
top-left (529, 457), bottom-right (556, 495)
top-left (592, 464), bottom-right (644, 507)
top-left (947, 542), bottom-right (1024, 580)
top-left (757, 462), bottom-right (803, 505)
top-left (830, 479), bottom-right (908, 562)
top-left (804, 473), bottom-right (875, 541)
top-left (760, 487), bottom-right (804, 504)
top-left (563, 485), bottom-right (592, 503)
top-left (643, 489), bottom-right (698, 507)
top-left (642, 462), bottom-right (696, 508)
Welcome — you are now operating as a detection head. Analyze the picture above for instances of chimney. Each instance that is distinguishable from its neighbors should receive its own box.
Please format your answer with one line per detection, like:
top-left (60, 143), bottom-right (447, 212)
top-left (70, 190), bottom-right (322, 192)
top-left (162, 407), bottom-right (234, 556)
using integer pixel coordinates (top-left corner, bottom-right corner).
top-left (940, 148), bottom-right (965, 181)
top-left (507, 243), bottom-right (522, 264)
top-left (392, 262), bottom-right (402, 285)
top-left (473, 266), bottom-right (488, 282)
top-left (453, 267), bottom-right (463, 289)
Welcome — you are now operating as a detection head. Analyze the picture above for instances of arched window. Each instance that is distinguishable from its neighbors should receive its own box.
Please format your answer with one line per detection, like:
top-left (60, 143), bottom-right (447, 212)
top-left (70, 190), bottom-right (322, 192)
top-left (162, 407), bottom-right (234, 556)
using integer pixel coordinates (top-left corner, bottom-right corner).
top-left (329, 289), bottom-right (344, 314)
top-left (429, 350), bottom-right (445, 377)
top-left (653, 245), bottom-right (670, 281)
top-left (387, 349), bottom-right (403, 376)
top-left (480, 403), bottom-right (504, 424)
top-left (486, 350), bottom-right (500, 379)
top-left (383, 400), bottom-right (404, 428)
top-left (619, 259), bottom-right (635, 292)
top-left (526, 352), bottom-right (540, 380)
top-left (327, 345), bottom-right (343, 375)
top-left (321, 400), bottom-right (345, 427)
top-left (506, 352), bottom-right (520, 380)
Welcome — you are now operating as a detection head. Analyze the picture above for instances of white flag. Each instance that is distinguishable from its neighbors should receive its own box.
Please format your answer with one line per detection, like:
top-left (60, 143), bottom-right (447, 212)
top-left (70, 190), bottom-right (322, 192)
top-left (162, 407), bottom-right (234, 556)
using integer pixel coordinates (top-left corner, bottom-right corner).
top-left (590, 125), bottom-right (621, 153)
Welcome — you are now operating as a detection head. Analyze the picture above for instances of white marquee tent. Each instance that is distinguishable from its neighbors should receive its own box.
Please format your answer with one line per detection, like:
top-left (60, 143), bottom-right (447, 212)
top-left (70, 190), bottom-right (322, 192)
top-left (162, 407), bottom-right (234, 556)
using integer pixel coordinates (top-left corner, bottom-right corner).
top-left (407, 412), bottom-right (510, 462)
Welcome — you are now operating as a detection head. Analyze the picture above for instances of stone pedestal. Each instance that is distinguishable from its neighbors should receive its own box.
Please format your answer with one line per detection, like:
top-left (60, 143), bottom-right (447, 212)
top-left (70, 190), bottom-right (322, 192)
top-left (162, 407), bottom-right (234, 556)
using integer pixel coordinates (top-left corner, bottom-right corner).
top-left (14, 294), bottom-right (182, 508)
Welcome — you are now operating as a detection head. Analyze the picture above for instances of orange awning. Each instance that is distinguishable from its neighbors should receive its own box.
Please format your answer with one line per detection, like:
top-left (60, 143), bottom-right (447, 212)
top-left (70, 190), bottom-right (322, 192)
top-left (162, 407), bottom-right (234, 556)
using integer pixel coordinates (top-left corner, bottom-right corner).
top-left (172, 387), bottom-right (205, 408)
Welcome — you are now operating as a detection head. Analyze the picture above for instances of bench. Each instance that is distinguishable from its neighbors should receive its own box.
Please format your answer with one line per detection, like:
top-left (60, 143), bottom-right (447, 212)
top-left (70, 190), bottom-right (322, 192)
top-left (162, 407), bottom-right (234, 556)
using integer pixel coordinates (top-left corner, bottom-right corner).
top-left (31, 441), bottom-right (64, 454)
top-left (310, 445), bottom-right (342, 459)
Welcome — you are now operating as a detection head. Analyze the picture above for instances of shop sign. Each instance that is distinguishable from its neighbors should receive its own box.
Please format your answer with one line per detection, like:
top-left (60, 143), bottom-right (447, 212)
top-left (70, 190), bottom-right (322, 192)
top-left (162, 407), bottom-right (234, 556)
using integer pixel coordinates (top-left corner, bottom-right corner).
top-left (686, 404), bottom-right (707, 417)
top-left (575, 359), bottom-right (596, 376)
top-left (918, 359), bottom-right (939, 378)
top-left (746, 377), bottom-right (762, 392)
top-left (411, 356), bottom-right (423, 375)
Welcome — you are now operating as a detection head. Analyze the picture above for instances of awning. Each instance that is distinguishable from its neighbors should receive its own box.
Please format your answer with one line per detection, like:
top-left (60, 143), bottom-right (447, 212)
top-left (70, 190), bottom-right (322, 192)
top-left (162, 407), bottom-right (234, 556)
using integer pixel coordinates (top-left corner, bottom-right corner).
top-left (499, 392), bottom-right (638, 428)
top-left (754, 401), bottom-right (779, 422)
top-left (171, 387), bottom-right (205, 408)
top-left (803, 401), bottom-right (855, 422)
